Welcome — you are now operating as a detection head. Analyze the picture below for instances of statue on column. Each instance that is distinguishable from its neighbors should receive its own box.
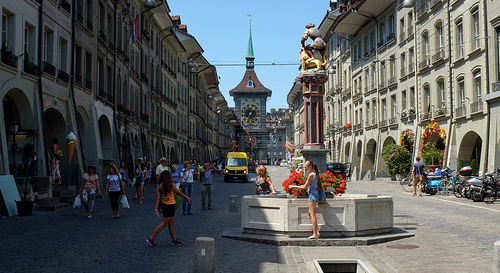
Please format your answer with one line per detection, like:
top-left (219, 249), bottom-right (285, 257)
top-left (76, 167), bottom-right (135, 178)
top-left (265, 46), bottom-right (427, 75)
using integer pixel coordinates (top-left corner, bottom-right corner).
top-left (300, 23), bottom-right (328, 72)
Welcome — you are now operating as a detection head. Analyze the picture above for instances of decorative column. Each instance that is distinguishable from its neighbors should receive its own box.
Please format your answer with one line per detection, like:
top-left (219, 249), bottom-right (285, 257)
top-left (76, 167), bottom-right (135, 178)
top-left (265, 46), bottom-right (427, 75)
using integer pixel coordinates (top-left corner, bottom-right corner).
top-left (299, 72), bottom-right (329, 172)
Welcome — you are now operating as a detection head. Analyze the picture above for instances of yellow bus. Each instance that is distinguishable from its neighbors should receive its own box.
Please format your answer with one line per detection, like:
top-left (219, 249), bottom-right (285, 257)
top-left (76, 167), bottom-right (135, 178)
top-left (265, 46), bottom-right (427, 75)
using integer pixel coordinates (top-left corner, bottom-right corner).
top-left (224, 152), bottom-right (248, 182)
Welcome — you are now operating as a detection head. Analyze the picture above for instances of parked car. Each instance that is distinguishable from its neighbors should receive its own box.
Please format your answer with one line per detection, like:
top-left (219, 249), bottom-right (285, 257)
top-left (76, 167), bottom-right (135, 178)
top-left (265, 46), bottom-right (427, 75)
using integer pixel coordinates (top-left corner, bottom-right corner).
top-left (326, 162), bottom-right (350, 179)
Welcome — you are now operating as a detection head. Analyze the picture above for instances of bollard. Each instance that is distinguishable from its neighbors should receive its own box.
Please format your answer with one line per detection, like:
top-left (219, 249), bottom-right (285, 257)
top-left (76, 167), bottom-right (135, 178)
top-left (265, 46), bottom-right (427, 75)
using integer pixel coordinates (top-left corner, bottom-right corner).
top-left (193, 237), bottom-right (215, 273)
top-left (229, 195), bottom-right (238, 212)
top-left (495, 240), bottom-right (500, 273)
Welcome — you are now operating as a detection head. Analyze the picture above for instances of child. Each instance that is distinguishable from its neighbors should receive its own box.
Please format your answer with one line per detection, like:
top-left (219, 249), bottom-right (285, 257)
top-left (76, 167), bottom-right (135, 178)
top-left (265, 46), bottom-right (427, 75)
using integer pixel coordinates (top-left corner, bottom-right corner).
top-left (146, 170), bottom-right (191, 247)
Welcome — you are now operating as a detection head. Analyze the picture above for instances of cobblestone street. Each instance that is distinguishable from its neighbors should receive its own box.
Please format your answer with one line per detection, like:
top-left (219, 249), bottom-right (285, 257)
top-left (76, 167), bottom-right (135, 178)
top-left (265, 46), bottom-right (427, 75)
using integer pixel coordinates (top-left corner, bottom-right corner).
top-left (1, 166), bottom-right (499, 272)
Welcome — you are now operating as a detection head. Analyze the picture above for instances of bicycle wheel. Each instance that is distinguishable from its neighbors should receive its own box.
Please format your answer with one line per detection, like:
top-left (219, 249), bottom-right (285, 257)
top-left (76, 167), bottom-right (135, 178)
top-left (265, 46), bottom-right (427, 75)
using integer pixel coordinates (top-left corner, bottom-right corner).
top-left (482, 186), bottom-right (497, 204)
top-left (401, 178), bottom-right (413, 192)
top-left (440, 179), bottom-right (452, 195)
top-left (453, 182), bottom-right (464, 198)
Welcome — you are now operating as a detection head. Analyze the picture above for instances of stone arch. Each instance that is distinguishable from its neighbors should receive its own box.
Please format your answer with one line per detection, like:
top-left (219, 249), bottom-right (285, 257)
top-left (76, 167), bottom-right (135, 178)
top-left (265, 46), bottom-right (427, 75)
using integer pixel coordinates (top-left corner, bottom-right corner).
top-left (344, 142), bottom-right (351, 163)
top-left (458, 131), bottom-right (482, 166)
top-left (98, 115), bottom-right (113, 159)
top-left (379, 136), bottom-right (396, 174)
top-left (362, 139), bottom-right (377, 172)
top-left (45, 108), bottom-right (68, 181)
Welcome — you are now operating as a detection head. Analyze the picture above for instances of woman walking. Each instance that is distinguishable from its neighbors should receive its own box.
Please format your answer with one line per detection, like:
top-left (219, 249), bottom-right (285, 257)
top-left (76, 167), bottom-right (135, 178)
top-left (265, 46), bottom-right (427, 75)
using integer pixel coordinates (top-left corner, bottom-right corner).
top-left (134, 162), bottom-right (146, 204)
top-left (105, 164), bottom-right (125, 219)
top-left (255, 165), bottom-right (277, 195)
top-left (118, 162), bottom-right (129, 186)
top-left (290, 160), bottom-right (322, 239)
top-left (79, 165), bottom-right (101, 218)
top-left (146, 170), bottom-right (191, 247)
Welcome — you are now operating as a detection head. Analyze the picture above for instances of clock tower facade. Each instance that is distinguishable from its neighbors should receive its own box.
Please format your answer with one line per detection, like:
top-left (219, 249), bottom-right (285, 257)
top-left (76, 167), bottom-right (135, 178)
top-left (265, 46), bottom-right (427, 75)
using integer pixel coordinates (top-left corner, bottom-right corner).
top-left (230, 24), bottom-right (271, 162)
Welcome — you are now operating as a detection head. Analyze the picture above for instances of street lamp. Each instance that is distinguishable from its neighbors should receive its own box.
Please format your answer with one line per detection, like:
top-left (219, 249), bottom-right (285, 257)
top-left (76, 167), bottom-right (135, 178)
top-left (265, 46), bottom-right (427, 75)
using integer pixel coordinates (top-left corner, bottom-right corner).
top-left (10, 120), bottom-right (19, 176)
top-left (402, 0), bottom-right (415, 8)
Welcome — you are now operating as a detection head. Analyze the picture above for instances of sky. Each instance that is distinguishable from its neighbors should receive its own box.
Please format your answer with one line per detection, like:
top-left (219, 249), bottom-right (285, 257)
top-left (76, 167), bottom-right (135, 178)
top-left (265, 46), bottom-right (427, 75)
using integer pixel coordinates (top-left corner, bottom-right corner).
top-left (167, 0), bottom-right (331, 112)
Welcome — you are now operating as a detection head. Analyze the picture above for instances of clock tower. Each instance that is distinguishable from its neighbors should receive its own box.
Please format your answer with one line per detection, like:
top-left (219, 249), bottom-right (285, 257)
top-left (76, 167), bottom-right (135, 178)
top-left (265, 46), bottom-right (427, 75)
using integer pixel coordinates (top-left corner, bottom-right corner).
top-left (230, 23), bottom-right (271, 162)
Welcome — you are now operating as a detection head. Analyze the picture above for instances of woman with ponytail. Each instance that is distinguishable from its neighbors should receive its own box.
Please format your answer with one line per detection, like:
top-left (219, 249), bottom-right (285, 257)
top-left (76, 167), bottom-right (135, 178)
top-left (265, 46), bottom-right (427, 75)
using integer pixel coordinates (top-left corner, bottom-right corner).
top-left (290, 160), bottom-right (322, 239)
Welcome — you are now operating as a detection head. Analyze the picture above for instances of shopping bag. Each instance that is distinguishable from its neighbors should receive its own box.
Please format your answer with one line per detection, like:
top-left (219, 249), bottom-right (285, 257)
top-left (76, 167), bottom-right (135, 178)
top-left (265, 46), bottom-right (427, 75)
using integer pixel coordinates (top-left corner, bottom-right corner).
top-left (174, 194), bottom-right (181, 211)
top-left (132, 177), bottom-right (137, 186)
top-left (122, 195), bottom-right (130, 209)
top-left (73, 194), bottom-right (82, 208)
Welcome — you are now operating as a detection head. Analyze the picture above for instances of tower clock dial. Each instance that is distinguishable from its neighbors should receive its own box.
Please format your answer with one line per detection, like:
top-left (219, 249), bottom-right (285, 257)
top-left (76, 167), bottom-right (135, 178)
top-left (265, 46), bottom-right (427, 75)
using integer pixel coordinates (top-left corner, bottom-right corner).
top-left (241, 103), bottom-right (261, 124)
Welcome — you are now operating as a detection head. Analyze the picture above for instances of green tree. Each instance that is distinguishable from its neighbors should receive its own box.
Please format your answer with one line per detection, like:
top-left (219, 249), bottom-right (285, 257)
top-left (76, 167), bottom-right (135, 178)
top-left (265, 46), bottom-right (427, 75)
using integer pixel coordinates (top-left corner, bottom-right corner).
top-left (382, 144), bottom-right (412, 175)
top-left (470, 159), bottom-right (479, 176)
top-left (422, 142), bottom-right (443, 165)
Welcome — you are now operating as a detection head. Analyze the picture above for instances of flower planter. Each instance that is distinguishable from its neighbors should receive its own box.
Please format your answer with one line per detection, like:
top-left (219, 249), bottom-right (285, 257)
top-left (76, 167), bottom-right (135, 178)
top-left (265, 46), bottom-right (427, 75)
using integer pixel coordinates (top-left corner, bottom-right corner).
top-left (16, 200), bottom-right (34, 216)
top-left (242, 194), bottom-right (393, 237)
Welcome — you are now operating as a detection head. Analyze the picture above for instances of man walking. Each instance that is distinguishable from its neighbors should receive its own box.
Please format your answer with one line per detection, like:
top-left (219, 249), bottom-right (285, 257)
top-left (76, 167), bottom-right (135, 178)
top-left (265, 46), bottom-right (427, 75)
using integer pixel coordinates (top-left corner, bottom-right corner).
top-left (155, 157), bottom-right (170, 185)
top-left (200, 163), bottom-right (217, 210)
top-left (412, 156), bottom-right (425, 197)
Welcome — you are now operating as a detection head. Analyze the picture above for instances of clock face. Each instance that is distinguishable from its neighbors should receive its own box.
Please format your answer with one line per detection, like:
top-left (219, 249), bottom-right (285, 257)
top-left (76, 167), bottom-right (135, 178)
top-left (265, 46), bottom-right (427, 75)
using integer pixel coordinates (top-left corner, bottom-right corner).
top-left (241, 104), bottom-right (261, 124)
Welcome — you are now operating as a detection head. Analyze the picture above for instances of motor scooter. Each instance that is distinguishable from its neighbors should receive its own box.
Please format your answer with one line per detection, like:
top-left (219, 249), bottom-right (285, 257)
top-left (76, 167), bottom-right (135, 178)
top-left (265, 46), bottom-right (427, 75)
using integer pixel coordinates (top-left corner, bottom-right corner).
top-left (424, 168), bottom-right (454, 195)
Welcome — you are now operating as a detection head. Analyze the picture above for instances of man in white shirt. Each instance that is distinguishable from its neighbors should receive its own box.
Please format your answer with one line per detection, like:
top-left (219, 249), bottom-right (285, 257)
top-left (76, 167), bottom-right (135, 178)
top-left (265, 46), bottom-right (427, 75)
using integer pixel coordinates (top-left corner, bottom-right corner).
top-left (155, 157), bottom-right (170, 185)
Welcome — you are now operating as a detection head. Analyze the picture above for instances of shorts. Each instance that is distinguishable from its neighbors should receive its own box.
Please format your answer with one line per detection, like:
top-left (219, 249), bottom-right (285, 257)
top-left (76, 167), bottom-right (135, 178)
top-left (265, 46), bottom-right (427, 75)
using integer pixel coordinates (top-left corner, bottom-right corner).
top-left (308, 192), bottom-right (319, 202)
top-left (413, 175), bottom-right (423, 186)
top-left (160, 203), bottom-right (176, 217)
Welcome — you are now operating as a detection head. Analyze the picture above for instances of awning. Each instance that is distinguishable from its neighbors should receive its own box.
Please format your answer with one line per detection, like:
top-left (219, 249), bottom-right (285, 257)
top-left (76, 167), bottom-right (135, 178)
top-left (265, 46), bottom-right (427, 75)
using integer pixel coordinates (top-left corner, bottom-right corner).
top-left (292, 156), bottom-right (304, 161)
top-left (332, 0), bottom-right (395, 35)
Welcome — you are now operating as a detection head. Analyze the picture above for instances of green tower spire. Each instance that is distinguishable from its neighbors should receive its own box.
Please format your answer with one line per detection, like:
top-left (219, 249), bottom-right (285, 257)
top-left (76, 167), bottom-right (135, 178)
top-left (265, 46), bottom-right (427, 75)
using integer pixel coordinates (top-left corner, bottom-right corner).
top-left (246, 20), bottom-right (255, 70)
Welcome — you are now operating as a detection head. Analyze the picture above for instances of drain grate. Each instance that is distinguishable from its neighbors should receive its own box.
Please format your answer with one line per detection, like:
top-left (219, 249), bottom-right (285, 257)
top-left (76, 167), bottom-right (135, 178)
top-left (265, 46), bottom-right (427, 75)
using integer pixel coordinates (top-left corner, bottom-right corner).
top-left (387, 244), bottom-right (420, 249)
top-left (394, 222), bottom-right (419, 225)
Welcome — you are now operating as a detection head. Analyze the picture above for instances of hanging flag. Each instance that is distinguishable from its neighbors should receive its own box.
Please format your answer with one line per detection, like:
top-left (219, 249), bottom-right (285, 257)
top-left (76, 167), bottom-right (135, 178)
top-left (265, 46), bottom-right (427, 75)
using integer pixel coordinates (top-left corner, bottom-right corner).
top-left (132, 16), bottom-right (139, 44)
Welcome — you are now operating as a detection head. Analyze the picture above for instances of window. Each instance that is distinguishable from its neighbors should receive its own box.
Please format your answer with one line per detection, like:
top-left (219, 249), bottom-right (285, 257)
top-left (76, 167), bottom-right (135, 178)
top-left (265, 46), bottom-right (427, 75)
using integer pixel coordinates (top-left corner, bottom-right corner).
top-left (379, 21), bottom-right (385, 44)
top-left (98, 3), bottom-right (105, 32)
top-left (85, 52), bottom-right (92, 82)
top-left (422, 32), bottom-right (429, 60)
top-left (402, 90), bottom-right (407, 109)
top-left (474, 71), bottom-right (481, 100)
top-left (59, 38), bottom-right (67, 72)
top-left (457, 19), bottom-right (464, 58)
top-left (458, 78), bottom-right (465, 107)
top-left (424, 86), bottom-right (430, 112)
top-left (400, 18), bottom-right (405, 39)
top-left (410, 87), bottom-right (415, 108)
top-left (247, 80), bottom-right (254, 88)
top-left (372, 101), bottom-right (377, 123)
top-left (43, 28), bottom-right (54, 64)
top-left (380, 61), bottom-right (386, 83)
top-left (24, 23), bottom-right (36, 62)
top-left (1, 13), bottom-right (7, 47)
top-left (438, 80), bottom-right (445, 107)
top-left (391, 95), bottom-right (396, 118)
top-left (2, 10), bottom-right (15, 50)
top-left (436, 23), bottom-right (443, 52)
top-left (382, 99), bottom-right (387, 120)
top-left (365, 69), bottom-right (370, 90)
top-left (390, 56), bottom-right (396, 79)
top-left (472, 9), bottom-right (480, 49)
top-left (401, 53), bottom-right (406, 75)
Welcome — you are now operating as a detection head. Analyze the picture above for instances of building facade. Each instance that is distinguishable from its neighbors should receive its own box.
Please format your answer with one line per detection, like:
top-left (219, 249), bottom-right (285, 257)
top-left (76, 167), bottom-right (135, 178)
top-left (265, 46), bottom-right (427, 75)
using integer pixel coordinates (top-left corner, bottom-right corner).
top-left (1, 0), bottom-right (235, 184)
top-left (290, 0), bottom-right (500, 178)
top-left (266, 108), bottom-right (293, 164)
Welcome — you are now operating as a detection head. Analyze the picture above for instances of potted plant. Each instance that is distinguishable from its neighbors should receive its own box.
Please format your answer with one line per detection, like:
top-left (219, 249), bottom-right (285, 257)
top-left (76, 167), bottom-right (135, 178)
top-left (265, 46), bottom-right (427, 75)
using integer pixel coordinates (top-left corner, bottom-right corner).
top-left (15, 143), bottom-right (37, 216)
top-left (282, 170), bottom-right (346, 197)
top-left (382, 143), bottom-right (411, 180)
top-left (422, 142), bottom-right (444, 169)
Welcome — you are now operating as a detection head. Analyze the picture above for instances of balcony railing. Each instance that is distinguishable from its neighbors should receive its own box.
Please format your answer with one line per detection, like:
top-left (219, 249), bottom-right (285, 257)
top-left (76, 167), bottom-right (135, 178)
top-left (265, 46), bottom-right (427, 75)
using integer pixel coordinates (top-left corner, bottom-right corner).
top-left (43, 61), bottom-right (56, 76)
top-left (400, 32), bottom-right (405, 42)
top-left (98, 88), bottom-right (106, 99)
top-left (432, 49), bottom-right (444, 63)
top-left (400, 67), bottom-right (406, 77)
top-left (60, 0), bottom-right (71, 13)
top-left (1, 51), bottom-right (18, 68)
top-left (23, 60), bottom-right (38, 76)
top-left (86, 20), bottom-right (93, 31)
top-left (455, 106), bottom-right (466, 117)
top-left (377, 40), bottom-right (385, 48)
top-left (57, 70), bottom-right (69, 83)
top-left (107, 41), bottom-right (114, 51)
top-left (84, 78), bottom-right (92, 89)
top-left (98, 30), bottom-right (107, 42)
top-left (387, 33), bottom-right (396, 43)
top-left (74, 74), bottom-right (82, 85)
top-left (388, 76), bottom-right (397, 86)
top-left (492, 81), bottom-right (500, 92)
top-left (389, 117), bottom-right (397, 125)
top-left (408, 63), bottom-right (415, 74)
top-left (407, 26), bottom-right (414, 37)
top-left (419, 58), bottom-right (429, 71)
top-left (417, 4), bottom-right (427, 18)
top-left (429, 0), bottom-right (441, 8)
top-left (379, 120), bottom-right (387, 127)
top-left (76, 12), bottom-right (84, 23)
top-left (379, 81), bottom-right (387, 90)
top-left (470, 99), bottom-right (483, 113)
